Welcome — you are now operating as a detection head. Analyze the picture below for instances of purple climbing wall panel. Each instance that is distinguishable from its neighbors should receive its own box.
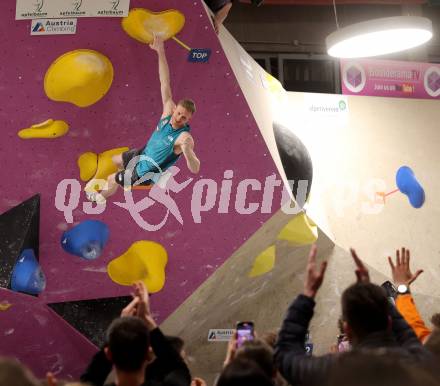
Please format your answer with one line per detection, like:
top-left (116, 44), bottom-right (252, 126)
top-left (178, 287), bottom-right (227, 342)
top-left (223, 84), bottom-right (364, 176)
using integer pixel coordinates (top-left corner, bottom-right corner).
top-left (0, 0), bottom-right (282, 377)
top-left (0, 289), bottom-right (97, 378)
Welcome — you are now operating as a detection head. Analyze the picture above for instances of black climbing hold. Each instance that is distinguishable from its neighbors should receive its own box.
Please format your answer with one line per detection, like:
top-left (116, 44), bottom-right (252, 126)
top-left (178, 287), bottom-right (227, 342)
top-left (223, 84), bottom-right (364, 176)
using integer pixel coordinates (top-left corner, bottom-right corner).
top-left (273, 122), bottom-right (313, 203)
top-left (0, 194), bottom-right (40, 290)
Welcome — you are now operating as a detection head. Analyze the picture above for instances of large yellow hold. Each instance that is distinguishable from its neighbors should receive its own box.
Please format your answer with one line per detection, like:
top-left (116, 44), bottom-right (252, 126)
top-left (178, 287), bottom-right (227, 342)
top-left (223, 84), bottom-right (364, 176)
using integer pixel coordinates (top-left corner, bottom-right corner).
top-left (78, 147), bottom-right (128, 189)
top-left (122, 8), bottom-right (185, 44)
top-left (107, 241), bottom-right (168, 293)
top-left (78, 152), bottom-right (99, 182)
top-left (44, 49), bottom-right (114, 107)
top-left (277, 212), bottom-right (318, 245)
top-left (18, 119), bottom-right (69, 139)
top-left (248, 245), bottom-right (276, 278)
top-left (95, 147), bottom-right (129, 181)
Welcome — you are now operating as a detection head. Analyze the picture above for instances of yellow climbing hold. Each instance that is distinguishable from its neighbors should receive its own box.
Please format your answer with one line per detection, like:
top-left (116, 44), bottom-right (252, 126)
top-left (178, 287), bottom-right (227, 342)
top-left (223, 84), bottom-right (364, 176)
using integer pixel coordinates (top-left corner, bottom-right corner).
top-left (95, 147), bottom-right (129, 180)
top-left (0, 301), bottom-right (12, 312)
top-left (277, 212), bottom-right (318, 245)
top-left (78, 152), bottom-right (98, 182)
top-left (265, 72), bottom-right (284, 94)
top-left (44, 49), bottom-right (114, 107)
top-left (122, 8), bottom-right (185, 44)
top-left (248, 245), bottom-right (276, 278)
top-left (18, 119), bottom-right (69, 139)
top-left (79, 147), bottom-right (128, 189)
top-left (107, 241), bottom-right (168, 293)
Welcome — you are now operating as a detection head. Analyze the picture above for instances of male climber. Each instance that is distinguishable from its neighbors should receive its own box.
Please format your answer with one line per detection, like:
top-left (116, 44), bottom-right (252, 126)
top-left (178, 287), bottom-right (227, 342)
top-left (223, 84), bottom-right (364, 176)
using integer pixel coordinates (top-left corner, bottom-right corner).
top-left (86, 35), bottom-right (200, 203)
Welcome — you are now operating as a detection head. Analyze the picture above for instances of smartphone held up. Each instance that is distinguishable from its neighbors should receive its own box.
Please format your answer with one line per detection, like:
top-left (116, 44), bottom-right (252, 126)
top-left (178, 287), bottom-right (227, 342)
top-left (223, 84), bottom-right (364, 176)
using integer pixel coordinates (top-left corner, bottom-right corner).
top-left (236, 321), bottom-right (255, 348)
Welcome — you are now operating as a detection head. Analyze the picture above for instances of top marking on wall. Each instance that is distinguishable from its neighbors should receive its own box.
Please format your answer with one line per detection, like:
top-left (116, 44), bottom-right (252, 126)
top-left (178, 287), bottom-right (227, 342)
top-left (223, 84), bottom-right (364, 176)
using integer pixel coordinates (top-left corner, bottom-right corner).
top-left (170, 36), bottom-right (211, 64)
top-left (188, 49), bottom-right (211, 63)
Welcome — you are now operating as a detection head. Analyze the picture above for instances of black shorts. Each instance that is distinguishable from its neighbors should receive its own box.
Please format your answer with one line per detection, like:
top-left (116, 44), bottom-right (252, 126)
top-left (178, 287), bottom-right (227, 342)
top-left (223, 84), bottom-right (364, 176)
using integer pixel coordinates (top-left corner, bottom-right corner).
top-left (115, 149), bottom-right (152, 187)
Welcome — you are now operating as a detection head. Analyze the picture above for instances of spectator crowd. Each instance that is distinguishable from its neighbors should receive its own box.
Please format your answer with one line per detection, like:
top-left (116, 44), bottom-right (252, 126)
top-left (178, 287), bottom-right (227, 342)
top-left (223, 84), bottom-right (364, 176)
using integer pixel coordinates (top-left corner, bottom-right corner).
top-left (1, 245), bottom-right (439, 386)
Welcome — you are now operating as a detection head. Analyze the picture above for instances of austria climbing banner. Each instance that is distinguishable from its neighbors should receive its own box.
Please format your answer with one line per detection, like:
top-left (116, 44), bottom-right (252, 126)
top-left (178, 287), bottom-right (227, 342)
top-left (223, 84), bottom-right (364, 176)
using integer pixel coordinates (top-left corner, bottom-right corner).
top-left (16, 0), bottom-right (130, 20)
top-left (341, 59), bottom-right (440, 100)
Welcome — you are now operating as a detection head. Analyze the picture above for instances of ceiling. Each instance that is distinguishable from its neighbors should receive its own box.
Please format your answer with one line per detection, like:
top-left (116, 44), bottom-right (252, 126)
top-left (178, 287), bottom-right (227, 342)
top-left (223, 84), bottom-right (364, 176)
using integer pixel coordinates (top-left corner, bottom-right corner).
top-left (227, 0), bottom-right (440, 60)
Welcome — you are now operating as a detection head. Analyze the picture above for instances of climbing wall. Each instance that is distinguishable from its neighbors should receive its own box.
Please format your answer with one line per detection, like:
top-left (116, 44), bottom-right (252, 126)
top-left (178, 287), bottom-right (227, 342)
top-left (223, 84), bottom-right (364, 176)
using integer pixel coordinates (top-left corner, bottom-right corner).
top-left (4, 1), bottom-right (436, 382)
top-left (0, 0), bottom-right (286, 377)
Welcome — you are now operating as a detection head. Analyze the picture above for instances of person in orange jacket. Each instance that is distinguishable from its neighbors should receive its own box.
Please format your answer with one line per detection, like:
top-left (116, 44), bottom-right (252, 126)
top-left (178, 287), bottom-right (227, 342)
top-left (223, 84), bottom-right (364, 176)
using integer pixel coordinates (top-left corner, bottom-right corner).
top-left (387, 247), bottom-right (431, 343)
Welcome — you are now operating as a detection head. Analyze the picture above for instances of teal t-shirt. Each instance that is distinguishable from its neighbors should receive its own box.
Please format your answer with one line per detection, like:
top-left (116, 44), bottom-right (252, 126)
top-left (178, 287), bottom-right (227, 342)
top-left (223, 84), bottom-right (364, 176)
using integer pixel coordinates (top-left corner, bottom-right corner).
top-left (136, 116), bottom-right (190, 178)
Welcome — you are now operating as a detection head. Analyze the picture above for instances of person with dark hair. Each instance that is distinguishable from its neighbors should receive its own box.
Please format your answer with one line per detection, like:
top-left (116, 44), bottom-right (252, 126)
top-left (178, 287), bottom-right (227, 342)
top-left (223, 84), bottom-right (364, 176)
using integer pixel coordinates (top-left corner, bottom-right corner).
top-left (217, 358), bottom-right (274, 386)
top-left (425, 329), bottom-right (440, 357)
top-left (431, 313), bottom-right (440, 330)
top-left (259, 331), bottom-right (278, 349)
top-left (165, 336), bottom-right (185, 357)
top-left (222, 332), bottom-right (287, 386)
top-left (81, 282), bottom-right (191, 386)
top-left (144, 334), bottom-right (190, 386)
top-left (341, 282), bottom-right (390, 344)
top-left (234, 340), bottom-right (275, 380)
top-left (423, 314), bottom-right (440, 379)
top-left (274, 245), bottom-right (431, 386)
top-left (106, 317), bottom-right (151, 375)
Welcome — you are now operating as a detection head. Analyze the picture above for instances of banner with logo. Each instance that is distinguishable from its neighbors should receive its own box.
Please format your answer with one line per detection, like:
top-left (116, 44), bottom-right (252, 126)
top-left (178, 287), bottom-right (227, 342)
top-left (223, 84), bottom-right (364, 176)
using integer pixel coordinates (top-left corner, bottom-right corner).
top-left (303, 93), bottom-right (349, 116)
top-left (16, 0), bottom-right (130, 20)
top-left (341, 59), bottom-right (440, 100)
top-left (207, 329), bottom-right (235, 342)
top-left (31, 18), bottom-right (77, 35)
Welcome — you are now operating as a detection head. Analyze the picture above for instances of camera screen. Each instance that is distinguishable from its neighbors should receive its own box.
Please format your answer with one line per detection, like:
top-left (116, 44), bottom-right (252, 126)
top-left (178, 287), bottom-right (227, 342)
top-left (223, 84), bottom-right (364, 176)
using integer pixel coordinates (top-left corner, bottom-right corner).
top-left (237, 323), bottom-right (254, 347)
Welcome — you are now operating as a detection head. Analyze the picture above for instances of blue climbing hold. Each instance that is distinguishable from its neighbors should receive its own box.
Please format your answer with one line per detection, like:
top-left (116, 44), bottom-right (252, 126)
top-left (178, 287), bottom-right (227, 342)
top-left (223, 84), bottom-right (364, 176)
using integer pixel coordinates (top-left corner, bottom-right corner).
top-left (11, 249), bottom-right (46, 295)
top-left (61, 220), bottom-right (109, 260)
top-left (396, 166), bottom-right (425, 209)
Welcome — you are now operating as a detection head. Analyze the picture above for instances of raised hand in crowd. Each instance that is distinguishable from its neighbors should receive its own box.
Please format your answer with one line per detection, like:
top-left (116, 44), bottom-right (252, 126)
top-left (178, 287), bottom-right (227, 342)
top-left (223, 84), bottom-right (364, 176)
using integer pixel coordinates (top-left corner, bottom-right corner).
top-left (133, 281), bottom-right (158, 331)
top-left (191, 377), bottom-right (207, 386)
top-left (120, 296), bottom-right (140, 317)
top-left (223, 332), bottom-right (238, 367)
top-left (303, 244), bottom-right (328, 299)
top-left (46, 372), bottom-right (58, 386)
top-left (350, 248), bottom-right (370, 283)
top-left (388, 247), bottom-right (423, 287)
top-left (120, 281), bottom-right (157, 330)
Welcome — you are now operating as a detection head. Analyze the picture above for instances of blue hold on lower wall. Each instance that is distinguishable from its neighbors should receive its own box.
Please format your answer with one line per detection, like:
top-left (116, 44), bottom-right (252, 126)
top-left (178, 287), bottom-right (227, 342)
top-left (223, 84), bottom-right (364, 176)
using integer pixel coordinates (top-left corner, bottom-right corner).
top-left (61, 220), bottom-right (109, 260)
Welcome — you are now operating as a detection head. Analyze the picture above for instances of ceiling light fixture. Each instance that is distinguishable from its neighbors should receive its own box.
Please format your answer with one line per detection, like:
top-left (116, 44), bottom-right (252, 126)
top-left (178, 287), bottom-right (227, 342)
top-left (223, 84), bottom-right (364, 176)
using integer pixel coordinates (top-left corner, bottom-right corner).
top-left (326, 2), bottom-right (433, 59)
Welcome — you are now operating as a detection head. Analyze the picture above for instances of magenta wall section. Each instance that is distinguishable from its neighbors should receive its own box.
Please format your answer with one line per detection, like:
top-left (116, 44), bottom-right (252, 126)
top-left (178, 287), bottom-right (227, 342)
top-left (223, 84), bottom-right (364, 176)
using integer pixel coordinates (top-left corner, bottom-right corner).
top-left (0, 0), bottom-right (282, 377)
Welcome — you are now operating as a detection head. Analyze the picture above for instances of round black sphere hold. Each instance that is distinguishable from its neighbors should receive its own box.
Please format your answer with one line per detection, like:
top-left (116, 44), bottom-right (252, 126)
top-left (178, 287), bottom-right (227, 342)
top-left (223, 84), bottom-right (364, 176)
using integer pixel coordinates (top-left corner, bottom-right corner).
top-left (273, 122), bottom-right (313, 204)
